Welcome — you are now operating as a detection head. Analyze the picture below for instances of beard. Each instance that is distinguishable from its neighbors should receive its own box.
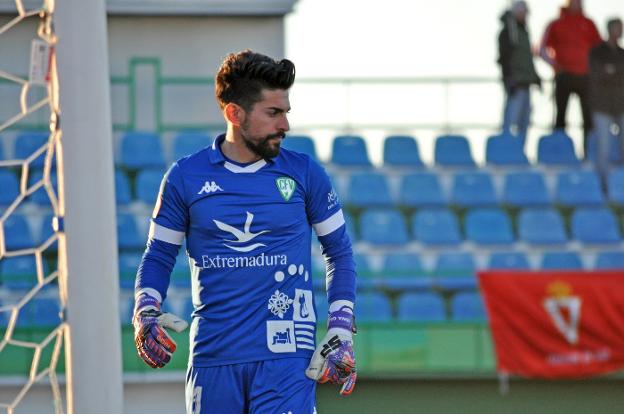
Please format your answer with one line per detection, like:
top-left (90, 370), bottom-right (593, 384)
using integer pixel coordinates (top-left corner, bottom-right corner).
top-left (240, 126), bottom-right (285, 160)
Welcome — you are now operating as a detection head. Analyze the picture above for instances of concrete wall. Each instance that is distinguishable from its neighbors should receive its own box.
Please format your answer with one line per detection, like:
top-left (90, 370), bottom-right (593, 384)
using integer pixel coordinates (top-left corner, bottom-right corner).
top-left (0, 14), bottom-right (285, 134)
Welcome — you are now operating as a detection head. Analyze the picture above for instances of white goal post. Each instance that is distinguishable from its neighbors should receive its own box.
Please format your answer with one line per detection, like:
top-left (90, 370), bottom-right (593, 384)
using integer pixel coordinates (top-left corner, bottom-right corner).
top-left (55, 0), bottom-right (124, 412)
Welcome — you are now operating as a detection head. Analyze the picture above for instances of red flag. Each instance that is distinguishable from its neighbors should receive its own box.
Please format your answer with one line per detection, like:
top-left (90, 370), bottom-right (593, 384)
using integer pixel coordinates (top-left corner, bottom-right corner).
top-left (478, 271), bottom-right (624, 379)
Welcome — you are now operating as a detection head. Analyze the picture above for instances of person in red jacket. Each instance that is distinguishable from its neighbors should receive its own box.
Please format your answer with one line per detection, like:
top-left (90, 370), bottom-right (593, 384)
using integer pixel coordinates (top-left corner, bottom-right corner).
top-left (540, 0), bottom-right (601, 155)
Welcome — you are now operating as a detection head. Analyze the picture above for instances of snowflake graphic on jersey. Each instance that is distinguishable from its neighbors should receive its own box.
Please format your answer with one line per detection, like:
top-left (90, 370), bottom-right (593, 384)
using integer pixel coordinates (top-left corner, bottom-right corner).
top-left (268, 290), bottom-right (294, 319)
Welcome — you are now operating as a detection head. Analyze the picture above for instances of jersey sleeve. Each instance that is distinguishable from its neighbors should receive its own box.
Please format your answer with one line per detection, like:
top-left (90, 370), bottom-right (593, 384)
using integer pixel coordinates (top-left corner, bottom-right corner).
top-left (305, 158), bottom-right (356, 307)
top-left (135, 163), bottom-right (188, 303)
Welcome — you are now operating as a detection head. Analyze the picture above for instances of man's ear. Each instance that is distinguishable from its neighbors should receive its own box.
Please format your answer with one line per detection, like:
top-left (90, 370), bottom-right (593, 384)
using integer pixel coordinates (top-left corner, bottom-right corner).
top-left (224, 103), bottom-right (245, 127)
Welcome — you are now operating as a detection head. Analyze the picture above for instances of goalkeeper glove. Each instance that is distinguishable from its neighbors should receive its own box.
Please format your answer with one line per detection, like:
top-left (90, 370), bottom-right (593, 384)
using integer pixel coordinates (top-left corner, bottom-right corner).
top-left (133, 293), bottom-right (188, 369)
top-left (305, 306), bottom-right (357, 396)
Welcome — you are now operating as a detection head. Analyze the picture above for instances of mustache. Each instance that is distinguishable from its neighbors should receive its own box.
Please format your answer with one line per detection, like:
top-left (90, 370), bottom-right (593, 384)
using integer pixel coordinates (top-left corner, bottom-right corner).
top-left (265, 131), bottom-right (286, 141)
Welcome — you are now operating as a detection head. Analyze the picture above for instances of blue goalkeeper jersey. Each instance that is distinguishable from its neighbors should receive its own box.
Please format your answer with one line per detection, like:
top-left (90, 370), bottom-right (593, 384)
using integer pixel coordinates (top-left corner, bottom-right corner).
top-left (138, 134), bottom-right (355, 367)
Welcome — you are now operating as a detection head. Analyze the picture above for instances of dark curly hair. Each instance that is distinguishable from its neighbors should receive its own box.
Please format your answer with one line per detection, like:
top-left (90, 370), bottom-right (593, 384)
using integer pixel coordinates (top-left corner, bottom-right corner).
top-left (215, 50), bottom-right (296, 111)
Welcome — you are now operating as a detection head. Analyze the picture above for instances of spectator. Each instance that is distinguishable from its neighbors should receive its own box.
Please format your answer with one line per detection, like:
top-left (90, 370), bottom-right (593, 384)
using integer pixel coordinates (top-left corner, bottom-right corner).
top-left (589, 18), bottom-right (624, 185)
top-left (498, 0), bottom-right (541, 145)
top-left (540, 0), bottom-right (601, 155)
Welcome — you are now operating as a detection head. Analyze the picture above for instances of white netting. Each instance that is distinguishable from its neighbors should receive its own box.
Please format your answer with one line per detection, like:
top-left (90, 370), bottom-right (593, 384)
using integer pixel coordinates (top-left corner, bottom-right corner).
top-left (0, 0), bottom-right (65, 413)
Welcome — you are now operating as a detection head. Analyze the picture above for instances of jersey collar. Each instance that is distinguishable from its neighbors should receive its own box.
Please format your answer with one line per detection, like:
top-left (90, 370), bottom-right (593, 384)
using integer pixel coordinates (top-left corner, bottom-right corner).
top-left (209, 133), bottom-right (273, 174)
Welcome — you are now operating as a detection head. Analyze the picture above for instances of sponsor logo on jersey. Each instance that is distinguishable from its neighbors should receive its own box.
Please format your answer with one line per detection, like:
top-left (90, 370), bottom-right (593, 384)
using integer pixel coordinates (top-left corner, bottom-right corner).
top-left (197, 180), bottom-right (223, 195)
top-left (200, 252), bottom-right (287, 269)
top-left (213, 211), bottom-right (269, 252)
top-left (276, 177), bottom-right (296, 201)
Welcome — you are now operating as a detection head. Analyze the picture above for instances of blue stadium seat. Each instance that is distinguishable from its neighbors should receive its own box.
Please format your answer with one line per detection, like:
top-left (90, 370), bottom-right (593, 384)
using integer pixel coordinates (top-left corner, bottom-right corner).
top-left (18, 296), bottom-right (61, 328)
top-left (571, 207), bottom-right (621, 244)
top-left (14, 132), bottom-right (50, 169)
top-left (541, 251), bottom-right (583, 270)
top-left (434, 251), bottom-right (477, 290)
top-left (555, 170), bottom-right (605, 207)
top-left (135, 169), bottom-right (165, 205)
top-left (27, 170), bottom-right (57, 206)
top-left (412, 208), bottom-right (461, 245)
top-left (464, 208), bottom-right (514, 245)
top-left (115, 170), bottom-right (132, 205)
top-left (119, 132), bottom-right (166, 170)
top-left (172, 132), bottom-right (212, 161)
top-left (117, 213), bottom-right (145, 250)
top-left (485, 134), bottom-right (529, 166)
top-left (434, 134), bottom-right (476, 167)
top-left (587, 130), bottom-right (622, 163)
top-left (397, 292), bottom-right (446, 322)
top-left (359, 208), bottom-right (409, 245)
top-left (345, 172), bottom-right (393, 208)
top-left (3, 214), bottom-right (34, 250)
top-left (118, 252), bottom-right (140, 289)
top-left (502, 171), bottom-right (551, 207)
top-left (281, 135), bottom-right (318, 161)
top-left (0, 255), bottom-right (39, 290)
top-left (594, 251), bottom-right (624, 269)
top-left (382, 252), bottom-right (431, 290)
top-left (352, 253), bottom-right (376, 290)
top-left (518, 208), bottom-right (567, 245)
top-left (342, 210), bottom-right (358, 241)
top-left (37, 214), bottom-right (58, 253)
top-left (537, 131), bottom-right (580, 165)
top-left (607, 167), bottom-right (624, 207)
top-left (0, 299), bottom-right (6, 327)
top-left (450, 171), bottom-right (497, 207)
top-left (357, 292), bottom-right (392, 323)
top-left (331, 135), bottom-right (371, 167)
top-left (398, 172), bottom-right (446, 208)
top-left (487, 252), bottom-right (530, 270)
top-left (383, 135), bottom-right (424, 167)
top-left (0, 170), bottom-right (19, 207)
top-left (451, 292), bottom-right (486, 322)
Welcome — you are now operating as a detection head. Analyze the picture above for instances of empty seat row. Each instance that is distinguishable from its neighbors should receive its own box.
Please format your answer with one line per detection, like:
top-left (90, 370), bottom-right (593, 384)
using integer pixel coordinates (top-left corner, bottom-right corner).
top-left (0, 295), bottom-right (61, 328)
top-left (0, 132), bottom-right (55, 169)
top-left (284, 130), bottom-right (603, 168)
top-left (350, 207), bottom-right (622, 246)
top-left (108, 166), bottom-right (624, 209)
top-left (0, 212), bottom-right (145, 252)
top-left (117, 132), bottom-right (213, 171)
top-left (320, 291), bottom-right (486, 323)
top-left (341, 169), bottom-right (616, 209)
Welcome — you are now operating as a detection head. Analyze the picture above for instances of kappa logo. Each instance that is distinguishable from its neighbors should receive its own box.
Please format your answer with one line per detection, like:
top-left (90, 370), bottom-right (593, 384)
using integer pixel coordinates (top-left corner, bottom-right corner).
top-left (543, 281), bottom-right (582, 345)
top-left (198, 180), bottom-right (223, 195)
top-left (213, 211), bottom-right (270, 252)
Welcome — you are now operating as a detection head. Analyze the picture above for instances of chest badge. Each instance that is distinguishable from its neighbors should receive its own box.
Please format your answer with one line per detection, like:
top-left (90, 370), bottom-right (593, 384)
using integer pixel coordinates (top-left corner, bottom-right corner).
top-left (276, 177), bottom-right (296, 201)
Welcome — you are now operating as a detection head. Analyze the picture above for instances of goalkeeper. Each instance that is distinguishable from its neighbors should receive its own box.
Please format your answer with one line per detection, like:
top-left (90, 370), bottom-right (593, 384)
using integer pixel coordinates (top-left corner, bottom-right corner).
top-left (133, 49), bottom-right (357, 413)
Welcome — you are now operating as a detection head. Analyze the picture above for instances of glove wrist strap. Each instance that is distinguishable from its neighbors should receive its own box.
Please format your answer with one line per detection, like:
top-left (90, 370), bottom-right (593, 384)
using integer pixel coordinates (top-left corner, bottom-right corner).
top-left (135, 293), bottom-right (161, 314)
top-left (328, 308), bottom-right (356, 334)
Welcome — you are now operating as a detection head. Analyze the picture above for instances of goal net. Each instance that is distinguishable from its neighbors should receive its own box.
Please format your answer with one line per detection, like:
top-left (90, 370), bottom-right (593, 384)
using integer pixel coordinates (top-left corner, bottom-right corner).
top-left (0, 1), bottom-right (65, 412)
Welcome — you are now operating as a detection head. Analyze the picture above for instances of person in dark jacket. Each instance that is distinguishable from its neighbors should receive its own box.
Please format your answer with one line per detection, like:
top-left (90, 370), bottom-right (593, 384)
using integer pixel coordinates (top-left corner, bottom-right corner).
top-left (589, 18), bottom-right (624, 184)
top-left (540, 0), bottom-right (601, 154)
top-left (498, 0), bottom-right (541, 145)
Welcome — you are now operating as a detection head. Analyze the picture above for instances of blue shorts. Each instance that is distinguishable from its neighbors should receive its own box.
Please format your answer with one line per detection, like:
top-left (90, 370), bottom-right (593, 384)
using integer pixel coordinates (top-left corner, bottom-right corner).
top-left (185, 358), bottom-right (317, 414)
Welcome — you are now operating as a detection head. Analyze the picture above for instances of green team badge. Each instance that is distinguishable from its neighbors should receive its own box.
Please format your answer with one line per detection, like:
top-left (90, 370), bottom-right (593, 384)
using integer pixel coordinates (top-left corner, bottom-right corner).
top-left (276, 177), bottom-right (296, 201)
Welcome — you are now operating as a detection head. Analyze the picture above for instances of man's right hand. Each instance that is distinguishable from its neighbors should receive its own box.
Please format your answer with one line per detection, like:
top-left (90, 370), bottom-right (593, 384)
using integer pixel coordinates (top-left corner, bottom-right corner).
top-left (133, 294), bottom-right (188, 368)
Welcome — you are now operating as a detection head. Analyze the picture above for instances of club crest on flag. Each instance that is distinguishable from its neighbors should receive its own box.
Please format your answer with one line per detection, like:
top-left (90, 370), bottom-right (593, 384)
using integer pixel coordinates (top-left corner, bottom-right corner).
top-left (276, 177), bottom-right (296, 201)
top-left (543, 281), bottom-right (582, 345)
